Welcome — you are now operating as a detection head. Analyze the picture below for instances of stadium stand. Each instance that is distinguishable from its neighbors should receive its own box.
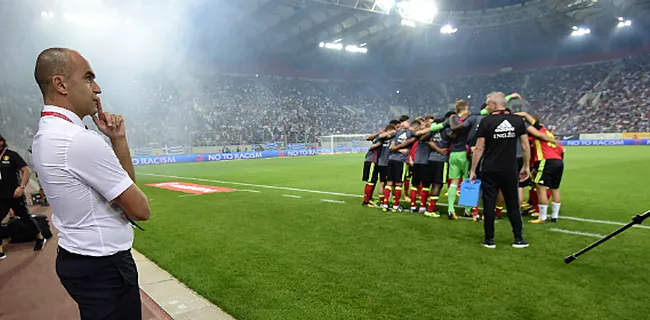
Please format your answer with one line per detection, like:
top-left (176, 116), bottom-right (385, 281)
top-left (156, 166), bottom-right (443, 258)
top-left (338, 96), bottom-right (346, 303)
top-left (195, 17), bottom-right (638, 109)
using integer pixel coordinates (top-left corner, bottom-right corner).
top-left (1, 54), bottom-right (649, 151)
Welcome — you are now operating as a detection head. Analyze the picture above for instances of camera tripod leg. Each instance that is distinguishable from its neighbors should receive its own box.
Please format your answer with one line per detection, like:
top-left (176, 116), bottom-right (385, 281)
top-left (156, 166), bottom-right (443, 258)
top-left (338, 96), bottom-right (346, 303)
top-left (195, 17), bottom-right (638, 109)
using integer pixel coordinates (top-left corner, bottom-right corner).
top-left (564, 210), bottom-right (650, 264)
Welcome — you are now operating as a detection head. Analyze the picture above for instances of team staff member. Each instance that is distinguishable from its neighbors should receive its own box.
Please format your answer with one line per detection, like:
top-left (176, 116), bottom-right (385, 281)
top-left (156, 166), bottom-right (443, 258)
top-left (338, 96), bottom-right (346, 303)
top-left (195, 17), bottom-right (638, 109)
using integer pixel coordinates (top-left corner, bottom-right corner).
top-left (0, 135), bottom-right (47, 260)
top-left (31, 48), bottom-right (150, 320)
top-left (470, 92), bottom-right (530, 249)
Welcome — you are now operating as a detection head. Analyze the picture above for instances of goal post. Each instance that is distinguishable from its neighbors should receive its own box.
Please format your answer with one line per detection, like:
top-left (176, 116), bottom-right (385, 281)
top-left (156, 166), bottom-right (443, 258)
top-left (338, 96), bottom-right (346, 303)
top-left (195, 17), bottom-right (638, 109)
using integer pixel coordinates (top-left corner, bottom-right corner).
top-left (318, 134), bottom-right (372, 155)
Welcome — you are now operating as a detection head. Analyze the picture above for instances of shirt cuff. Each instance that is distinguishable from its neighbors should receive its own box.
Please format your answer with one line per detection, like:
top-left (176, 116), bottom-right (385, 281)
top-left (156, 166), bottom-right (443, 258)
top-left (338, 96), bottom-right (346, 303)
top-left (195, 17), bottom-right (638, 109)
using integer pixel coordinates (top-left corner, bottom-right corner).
top-left (430, 123), bottom-right (444, 132)
top-left (104, 176), bottom-right (134, 201)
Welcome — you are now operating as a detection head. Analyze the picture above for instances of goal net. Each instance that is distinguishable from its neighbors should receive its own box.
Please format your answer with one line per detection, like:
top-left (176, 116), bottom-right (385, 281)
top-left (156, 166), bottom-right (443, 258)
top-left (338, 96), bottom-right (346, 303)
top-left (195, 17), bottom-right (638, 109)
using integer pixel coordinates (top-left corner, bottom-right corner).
top-left (318, 134), bottom-right (371, 155)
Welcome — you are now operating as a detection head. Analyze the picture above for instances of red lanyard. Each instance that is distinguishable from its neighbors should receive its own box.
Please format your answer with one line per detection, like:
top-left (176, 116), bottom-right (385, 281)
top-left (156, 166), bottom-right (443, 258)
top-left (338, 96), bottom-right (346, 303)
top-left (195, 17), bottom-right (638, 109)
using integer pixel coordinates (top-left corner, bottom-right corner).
top-left (41, 111), bottom-right (73, 123)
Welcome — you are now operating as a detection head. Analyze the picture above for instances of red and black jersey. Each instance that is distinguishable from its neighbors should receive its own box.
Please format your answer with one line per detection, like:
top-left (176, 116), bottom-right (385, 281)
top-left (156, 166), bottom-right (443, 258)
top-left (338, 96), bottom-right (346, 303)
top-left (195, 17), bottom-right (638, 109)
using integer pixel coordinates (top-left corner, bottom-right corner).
top-left (532, 124), bottom-right (564, 163)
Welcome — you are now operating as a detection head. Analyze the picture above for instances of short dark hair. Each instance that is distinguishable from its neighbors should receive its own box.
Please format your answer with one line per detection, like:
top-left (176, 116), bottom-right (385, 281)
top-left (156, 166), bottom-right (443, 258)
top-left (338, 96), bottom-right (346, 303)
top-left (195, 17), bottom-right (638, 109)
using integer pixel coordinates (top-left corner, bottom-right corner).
top-left (399, 115), bottom-right (409, 122)
top-left (389, 119), bottom-right (399, 125)
top-left (425, 114), bottom-right (435, 120)
top-left (34, 48), bottom-right (75, 94)
top-left (0, 134), bottom-right (6, 149)
top-left (444, 111), bottom-right (455, 119)
top-left (410, 120), bottom-right (421, 127)
top-left (384, 124), bottom-right (397, 131)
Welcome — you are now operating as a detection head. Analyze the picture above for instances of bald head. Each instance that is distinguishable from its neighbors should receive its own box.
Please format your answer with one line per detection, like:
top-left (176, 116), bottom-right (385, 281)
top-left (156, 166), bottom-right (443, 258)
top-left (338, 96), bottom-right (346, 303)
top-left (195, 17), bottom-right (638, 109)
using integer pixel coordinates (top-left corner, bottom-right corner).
top-left (486, 92), bottom-right (507, 108)
top-left (34, 48), bottom-right (76, 95)
top-left (34, 48), bottom-right (102, 118)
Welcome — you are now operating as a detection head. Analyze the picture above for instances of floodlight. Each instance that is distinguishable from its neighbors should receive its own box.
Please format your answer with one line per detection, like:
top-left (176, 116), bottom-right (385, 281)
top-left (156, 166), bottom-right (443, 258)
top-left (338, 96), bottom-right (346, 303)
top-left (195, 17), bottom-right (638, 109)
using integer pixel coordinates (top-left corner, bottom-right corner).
top-left (440, 24), bottom-right (457, 34)
top-left (401, 19), bottom-right (416, 28)
top-left (324, 42), bottom-right (343, 50)
top-left (570, 27), bottom-right (590, 36)
top-left (319, 42), bottom-right (325, 48)
top-left (617, 20), bottom-right (632, 28)
top-left (396, 0), bottom-right (437, 24)
top-left (345, 45), bottom-right (368, 53)
top-left (41, 11), bottom-right (47, 17)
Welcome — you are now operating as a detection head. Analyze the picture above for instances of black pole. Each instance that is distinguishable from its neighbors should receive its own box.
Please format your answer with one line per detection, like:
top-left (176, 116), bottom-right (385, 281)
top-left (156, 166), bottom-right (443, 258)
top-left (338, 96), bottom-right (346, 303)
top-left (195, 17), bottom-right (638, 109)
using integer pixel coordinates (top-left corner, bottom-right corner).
top-left (565, 210), bottom-right (650, 264)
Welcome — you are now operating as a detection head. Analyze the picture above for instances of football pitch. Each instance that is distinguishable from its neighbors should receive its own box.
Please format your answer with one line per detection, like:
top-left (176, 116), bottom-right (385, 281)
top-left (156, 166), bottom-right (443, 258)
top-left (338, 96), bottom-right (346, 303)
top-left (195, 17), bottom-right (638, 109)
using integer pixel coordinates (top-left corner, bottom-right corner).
top-left (134, 146), bottom-right (650, 320)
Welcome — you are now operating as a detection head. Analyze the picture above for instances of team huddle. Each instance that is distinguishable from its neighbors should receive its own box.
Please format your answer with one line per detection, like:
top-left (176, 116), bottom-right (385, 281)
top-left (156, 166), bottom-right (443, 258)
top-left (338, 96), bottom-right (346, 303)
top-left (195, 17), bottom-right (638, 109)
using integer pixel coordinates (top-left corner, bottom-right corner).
top-left (361, 92), bottom-right (565, 228)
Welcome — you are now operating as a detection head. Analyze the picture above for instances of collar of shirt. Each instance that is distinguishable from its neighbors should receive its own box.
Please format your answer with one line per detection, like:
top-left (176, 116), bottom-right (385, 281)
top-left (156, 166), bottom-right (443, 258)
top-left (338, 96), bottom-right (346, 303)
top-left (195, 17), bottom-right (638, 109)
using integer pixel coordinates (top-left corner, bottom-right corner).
top-left (43, 105), bottom-right (86, 129)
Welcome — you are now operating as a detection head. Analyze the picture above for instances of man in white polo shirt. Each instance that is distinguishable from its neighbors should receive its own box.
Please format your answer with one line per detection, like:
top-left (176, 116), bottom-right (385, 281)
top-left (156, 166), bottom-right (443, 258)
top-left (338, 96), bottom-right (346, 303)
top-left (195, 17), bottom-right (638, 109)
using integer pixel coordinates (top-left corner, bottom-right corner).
top-left (31, 48), bottom-right (150, 320)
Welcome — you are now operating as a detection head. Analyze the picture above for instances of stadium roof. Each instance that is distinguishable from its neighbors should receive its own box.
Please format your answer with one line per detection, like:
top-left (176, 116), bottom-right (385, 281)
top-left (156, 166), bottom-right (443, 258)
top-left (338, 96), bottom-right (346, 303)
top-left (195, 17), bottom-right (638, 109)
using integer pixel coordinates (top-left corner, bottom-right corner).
top-left (2, 0), bottom-right (649, 72)
top-left (193, 0), bottom-right (650, 65)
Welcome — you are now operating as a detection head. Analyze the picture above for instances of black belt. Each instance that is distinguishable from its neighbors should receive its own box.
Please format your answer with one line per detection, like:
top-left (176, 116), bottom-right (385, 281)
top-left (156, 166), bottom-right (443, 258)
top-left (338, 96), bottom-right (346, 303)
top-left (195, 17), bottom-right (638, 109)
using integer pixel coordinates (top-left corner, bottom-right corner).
top-left (57, 246), bottom-right (131, 260)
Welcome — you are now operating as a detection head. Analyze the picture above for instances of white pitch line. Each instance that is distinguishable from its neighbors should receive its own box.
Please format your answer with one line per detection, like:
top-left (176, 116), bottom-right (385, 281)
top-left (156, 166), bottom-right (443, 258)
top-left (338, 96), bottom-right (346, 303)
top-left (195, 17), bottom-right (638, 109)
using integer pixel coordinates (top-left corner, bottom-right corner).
top-left (282, 194), bottom-right (302, 199)
top-left (139, 172), bottom-right (648, 230)
top-left (548, 228), bottom-right (604, 238)
top-left (559, 215), bottom-right (650, 230)
top-left (321, 199), bottom-right (345, 204)
top-left (178, 194), bottom-right (203, 198)
top-left (237, 189), bottom-right (261, 193)
top-left (140, 173), bottom-right (360, 198)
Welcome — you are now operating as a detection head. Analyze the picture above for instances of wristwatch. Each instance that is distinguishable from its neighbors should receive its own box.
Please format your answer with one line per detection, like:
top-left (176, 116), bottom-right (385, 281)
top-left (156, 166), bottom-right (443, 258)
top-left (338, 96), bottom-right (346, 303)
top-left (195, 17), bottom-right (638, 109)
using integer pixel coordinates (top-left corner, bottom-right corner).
top-left (20, 185), bottom-right (26, 189)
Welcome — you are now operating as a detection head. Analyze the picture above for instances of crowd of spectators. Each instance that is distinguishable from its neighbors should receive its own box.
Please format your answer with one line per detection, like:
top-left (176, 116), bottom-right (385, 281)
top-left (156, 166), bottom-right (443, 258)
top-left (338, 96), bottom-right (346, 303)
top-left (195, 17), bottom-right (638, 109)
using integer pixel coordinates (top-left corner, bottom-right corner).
top-left (1, 55), bottom-right (649, 151)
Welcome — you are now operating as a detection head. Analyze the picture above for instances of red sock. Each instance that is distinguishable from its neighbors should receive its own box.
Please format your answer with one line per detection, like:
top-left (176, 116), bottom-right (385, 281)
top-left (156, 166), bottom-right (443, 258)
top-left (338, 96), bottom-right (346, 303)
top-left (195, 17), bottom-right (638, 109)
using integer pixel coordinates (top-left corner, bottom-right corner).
top-left (447, 180), bottom-right (452, 188)
top-left (547, 189), bottom-right (552, 199)
top-left (363, 183), bottom-right (374, 203)
top-left (529, 188), bottom-right (538, 206)
top-left (427, 196), bottom-right (439, 212)
top-left (394, 187), bottom-right (403, 207)
top-left (420, 189), bottom-right (430, 207)
top-left (403, 181), bottom-right (410, 197)
top-left (383, 187), bottom-right (391, 206)
top-left (410, 188), bottom-right (418, 207)
top-left (496, 206), bottom-right (503, 217)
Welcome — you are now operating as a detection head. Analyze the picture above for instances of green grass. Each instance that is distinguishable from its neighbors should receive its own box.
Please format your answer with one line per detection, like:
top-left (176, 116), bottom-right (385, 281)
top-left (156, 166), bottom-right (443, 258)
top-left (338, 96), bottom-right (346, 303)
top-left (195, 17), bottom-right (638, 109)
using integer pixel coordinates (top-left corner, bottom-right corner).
top-left (134, 146), bottom-right (650, 320)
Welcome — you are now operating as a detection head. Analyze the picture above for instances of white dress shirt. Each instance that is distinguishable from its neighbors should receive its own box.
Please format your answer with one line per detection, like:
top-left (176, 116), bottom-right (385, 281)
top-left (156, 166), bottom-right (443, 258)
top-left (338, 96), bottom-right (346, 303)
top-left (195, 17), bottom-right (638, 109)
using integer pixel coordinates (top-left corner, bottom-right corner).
top-left (32, 105), bottom-right (134, 257)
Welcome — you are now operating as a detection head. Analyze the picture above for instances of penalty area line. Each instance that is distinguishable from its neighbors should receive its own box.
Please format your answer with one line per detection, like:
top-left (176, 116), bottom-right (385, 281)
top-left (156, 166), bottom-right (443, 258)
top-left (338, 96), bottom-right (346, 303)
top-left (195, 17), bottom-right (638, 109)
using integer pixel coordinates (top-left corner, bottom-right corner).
top-left (139, 172), bottom-right (648, 230)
